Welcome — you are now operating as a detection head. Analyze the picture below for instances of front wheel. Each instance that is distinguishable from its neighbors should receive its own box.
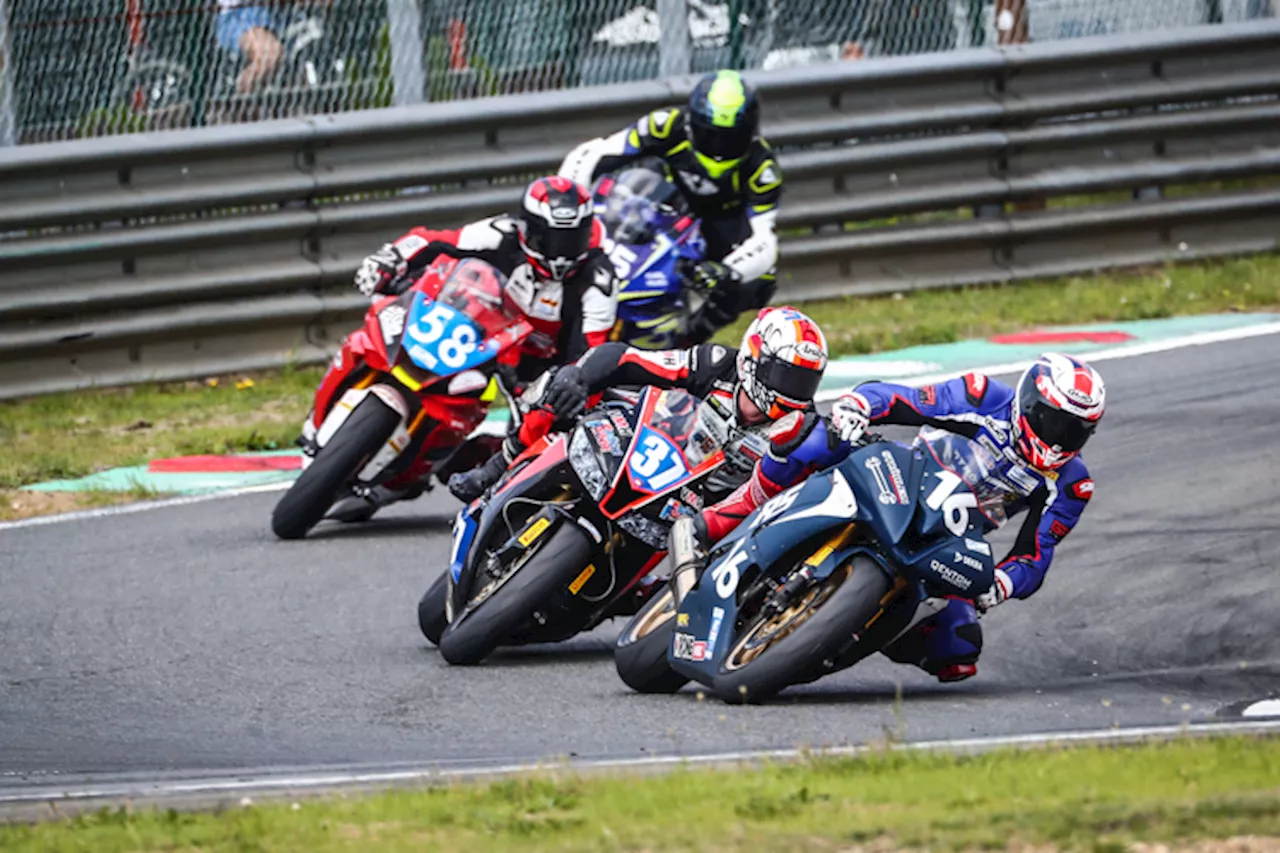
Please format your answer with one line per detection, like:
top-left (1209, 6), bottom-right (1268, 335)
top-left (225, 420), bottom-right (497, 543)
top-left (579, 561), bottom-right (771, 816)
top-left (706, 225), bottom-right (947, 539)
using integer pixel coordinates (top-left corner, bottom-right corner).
top-left (711, 556), bottom-right (892, 704)
top-left (271, 395), bottom-right (401, 540)
top-left (438, 522), bottom-right (595, 666)
top-left (614, 585), bottom-right (688, 694)
top-left (417, 572), bottom-right (450, 645)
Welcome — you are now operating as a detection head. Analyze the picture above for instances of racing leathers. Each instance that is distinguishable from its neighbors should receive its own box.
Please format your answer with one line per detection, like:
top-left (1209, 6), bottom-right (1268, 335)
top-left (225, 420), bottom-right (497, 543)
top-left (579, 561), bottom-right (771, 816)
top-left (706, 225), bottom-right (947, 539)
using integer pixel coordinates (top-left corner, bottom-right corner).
top-left (694, 372), bottom-right (1096, 682)
top-left (560, 109), bottom-right (782, 342)
top-left (354, 214), bottom-right (618, 378)
top-left (448, 341), bottom-right (816, 506)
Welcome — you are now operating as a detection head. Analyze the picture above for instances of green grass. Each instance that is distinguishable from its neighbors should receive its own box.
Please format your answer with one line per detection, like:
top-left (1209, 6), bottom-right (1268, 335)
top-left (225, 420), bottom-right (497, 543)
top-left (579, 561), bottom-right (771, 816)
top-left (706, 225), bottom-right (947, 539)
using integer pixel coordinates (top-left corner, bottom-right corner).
top-left (713, 252), bottom-right (1280, 357)
top-left (4, 736), bottom-right (1280, 851)
top-left (0, 368), bottom-right (324, 490)
top-left (2, 253), bottom-right (1279, 491)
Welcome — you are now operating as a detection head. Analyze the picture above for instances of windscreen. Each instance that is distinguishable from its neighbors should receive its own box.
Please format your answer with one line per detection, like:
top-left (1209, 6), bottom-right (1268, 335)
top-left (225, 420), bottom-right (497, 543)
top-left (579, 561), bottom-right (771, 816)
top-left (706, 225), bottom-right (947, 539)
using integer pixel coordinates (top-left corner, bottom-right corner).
top-left (597, 161), bottom-right (688, 245)
top-left (915, 427), bottom-right (1012, 528)
top-left (434, 258), bottom-right (519, 337)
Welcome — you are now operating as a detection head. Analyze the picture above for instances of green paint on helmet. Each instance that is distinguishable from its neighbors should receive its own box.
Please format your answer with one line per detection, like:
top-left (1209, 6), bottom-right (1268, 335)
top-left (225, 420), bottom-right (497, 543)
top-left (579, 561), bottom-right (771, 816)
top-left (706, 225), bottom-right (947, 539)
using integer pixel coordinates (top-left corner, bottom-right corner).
top-left (706, 70), bottom-right (746, 128)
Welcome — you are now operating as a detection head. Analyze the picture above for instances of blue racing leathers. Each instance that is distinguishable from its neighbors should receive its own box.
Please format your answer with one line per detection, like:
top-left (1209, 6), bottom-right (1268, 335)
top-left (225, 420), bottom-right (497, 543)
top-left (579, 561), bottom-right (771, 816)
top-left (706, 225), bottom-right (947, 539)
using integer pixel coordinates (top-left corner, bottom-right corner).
top-left (702, 372), bottom-right (1094, 597)
top-left (695, 372), bottom-right (1095, 680)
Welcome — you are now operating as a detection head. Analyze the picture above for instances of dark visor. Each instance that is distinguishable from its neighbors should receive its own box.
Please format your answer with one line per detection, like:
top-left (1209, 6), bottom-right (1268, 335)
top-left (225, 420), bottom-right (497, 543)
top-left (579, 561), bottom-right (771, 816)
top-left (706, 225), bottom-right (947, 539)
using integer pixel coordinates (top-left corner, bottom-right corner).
top-left (756, 354), bottom-right (822, 405)
top-left (525, 219), bottom-right (591, 261)
top-left (1019, 381), bottom-right (1096, 453)
top-left (690, 116), bottom-right (752, 162)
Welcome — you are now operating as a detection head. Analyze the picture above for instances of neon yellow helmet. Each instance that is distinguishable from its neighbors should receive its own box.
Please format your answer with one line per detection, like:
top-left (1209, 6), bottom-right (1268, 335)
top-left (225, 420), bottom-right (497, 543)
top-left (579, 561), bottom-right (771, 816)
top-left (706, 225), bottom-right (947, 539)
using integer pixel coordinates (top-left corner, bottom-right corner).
top-left (687, 70), bottom-right (760, 179)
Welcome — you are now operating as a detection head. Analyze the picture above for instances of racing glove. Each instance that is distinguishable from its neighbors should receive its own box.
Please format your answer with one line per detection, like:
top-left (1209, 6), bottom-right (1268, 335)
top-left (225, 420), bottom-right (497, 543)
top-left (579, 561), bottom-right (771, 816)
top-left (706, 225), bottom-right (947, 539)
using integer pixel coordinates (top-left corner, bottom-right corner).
top-left (830, 392), bottom-right (872, 444)
top-left (977, 567), bottom-right (1013, 613)
top-left (354, 243), bottom-right (410, 299)
top-left (542, 364), bottom-right (589, 421)
top-left (447, 452), bottom-right (509, 503)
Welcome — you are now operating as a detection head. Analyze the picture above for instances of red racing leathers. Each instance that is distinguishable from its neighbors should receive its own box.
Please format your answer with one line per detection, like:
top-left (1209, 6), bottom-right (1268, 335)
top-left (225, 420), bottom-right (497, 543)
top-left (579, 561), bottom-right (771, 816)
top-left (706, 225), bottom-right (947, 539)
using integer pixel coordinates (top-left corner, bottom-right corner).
top-left (354, 213), bottom-right (618, 382)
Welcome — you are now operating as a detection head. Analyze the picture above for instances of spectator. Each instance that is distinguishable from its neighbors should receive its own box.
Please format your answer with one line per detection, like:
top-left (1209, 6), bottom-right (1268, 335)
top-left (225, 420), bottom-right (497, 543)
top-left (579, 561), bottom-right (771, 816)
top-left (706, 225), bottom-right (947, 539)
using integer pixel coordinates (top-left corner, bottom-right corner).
top-left (215, 0), bottom-right (284, 93)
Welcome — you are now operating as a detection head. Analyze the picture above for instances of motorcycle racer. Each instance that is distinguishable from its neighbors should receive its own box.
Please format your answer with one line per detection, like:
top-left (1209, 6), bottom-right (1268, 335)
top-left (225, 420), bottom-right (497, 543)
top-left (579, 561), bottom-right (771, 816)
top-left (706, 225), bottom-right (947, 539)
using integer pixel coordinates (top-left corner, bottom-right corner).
top-left (687, 353), bottom-right (1107, 683)
top-left (314, 176), bottom-right (619, 521)
top-left (560, 69), bottom-right (781, 343)
top-left (446, 306), bottom-right (831, 507)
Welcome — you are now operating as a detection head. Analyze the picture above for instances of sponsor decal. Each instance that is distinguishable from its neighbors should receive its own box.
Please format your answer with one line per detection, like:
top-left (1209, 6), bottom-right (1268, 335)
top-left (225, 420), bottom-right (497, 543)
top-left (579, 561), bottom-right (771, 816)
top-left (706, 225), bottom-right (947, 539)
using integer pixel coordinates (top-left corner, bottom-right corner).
top-left (864, 456), bottom-right (897, 505)
top-left (1049, 519), bottom-right (1071, 540)
top-left (659, 498), bottom-right (694, 522)
top-left (930, 558), bottom-right (973, 590)
top-left (954, 550), bottom-right (985, 572)
top-left (644, 270), bottom-right (668, 289)
top-left (674, 632), bottom-right (708, 661)
top-left (1071, 478), bottom-right (1095, 500)
top-left (706, 607), bottom-right (725, 651)
top-left (332, 349), bottom-right (343, 370)
top-left (608, 410), bottom-right (634, 437)
top-left (919, 385), bottom-right (937, 406)
top-left (964, 537), bottom-right (993, 556)
top-left (794, 340), bottom-right (825, 364)
top-left (677, 612), bottom-right (689, 627)
top-left (677, 169), bottom-right (720, 196)
top-left (568, 563), bottom-right (596, 595)
top-left (709, 344), bottom-right (728, 364)
top-left (882, 451), bottom-right (908, 504)
top-left (393, 233), bottom-right (428, 255)
top-left (590, 422), bottom-right (621, 455)
top-left (1006, 463), bottom-right (1040, 493)
top-left (378, 304), bottom-right (407, 346)
top-left (679, 486), bottom-right (704, 511)
top-left (518, 516), bottom-right (551, 548)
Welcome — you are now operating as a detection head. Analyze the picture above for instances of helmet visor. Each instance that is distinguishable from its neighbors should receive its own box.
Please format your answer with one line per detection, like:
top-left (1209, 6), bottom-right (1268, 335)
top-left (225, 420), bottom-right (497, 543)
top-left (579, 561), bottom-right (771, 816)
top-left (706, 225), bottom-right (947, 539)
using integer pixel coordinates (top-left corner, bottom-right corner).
top-left (755, 353), bottom-right (822, 408)
top-left (524, 218), bottom-right (591, 264)
top-left (1019, 380), bottom-right (1096, 453)
top-left (690, 114), bottom-right (753, 163)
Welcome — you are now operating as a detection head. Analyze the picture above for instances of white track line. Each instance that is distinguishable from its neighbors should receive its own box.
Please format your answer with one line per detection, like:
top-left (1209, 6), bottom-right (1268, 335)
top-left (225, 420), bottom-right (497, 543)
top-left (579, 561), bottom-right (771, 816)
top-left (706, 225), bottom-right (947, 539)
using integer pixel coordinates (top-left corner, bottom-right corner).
top-left (6, 319), bottom-right (1280, 532)
top-left (815, 318), bottom-right (1280, 401)
top-left (0, 482), bottom-right (292, 532)
top-left (3, 719), bottom-right (1278, 805)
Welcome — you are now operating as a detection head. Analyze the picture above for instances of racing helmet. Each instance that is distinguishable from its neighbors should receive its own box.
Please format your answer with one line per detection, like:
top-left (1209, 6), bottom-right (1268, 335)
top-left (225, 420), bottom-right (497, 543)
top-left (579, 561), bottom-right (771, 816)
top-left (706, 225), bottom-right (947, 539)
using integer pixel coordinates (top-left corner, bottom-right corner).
top-left (687, 70), bottom-right (760, 180)
top-left (1010, 353), bottom-right (1106, 470)
top-left (517, 176), bottom-right (599, 282)
top-left (736, 306), bottom-right (828, 420)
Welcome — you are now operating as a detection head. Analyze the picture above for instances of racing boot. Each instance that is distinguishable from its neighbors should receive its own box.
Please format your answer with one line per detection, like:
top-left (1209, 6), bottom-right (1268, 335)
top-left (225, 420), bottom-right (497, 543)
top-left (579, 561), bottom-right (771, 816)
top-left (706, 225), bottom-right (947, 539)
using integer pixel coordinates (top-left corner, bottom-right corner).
top-left (327, 482), bottom-right (428, 523)
top-left (881, 597), bottom-right (983, 683)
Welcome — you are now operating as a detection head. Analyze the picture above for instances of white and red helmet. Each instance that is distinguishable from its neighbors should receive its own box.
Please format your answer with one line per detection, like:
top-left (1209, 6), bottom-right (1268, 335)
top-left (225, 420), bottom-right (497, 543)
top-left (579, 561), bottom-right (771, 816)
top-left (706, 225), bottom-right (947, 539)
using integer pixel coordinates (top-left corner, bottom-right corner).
top-left (516, 176), bottom-right (600, 282)
top-left (736, 306), bottom-right (829, 420)
top-left (1011, 353), bottom-right (1106, 470)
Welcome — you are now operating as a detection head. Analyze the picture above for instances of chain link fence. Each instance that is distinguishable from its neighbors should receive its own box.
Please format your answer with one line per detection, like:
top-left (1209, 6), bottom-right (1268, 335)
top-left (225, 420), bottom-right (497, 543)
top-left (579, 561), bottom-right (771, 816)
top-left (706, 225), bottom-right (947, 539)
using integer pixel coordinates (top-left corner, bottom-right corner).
top-left (2, 0), bottom-right (1275, 143)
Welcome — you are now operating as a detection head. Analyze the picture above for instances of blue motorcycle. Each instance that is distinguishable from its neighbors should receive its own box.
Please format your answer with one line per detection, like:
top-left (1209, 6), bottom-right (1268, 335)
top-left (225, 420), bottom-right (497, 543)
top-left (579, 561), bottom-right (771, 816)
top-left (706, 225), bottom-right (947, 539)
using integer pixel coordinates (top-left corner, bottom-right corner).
top-left (593, 159), bottom-right (707, 350)
top-left (614, 427), bottom-right (1012, 702)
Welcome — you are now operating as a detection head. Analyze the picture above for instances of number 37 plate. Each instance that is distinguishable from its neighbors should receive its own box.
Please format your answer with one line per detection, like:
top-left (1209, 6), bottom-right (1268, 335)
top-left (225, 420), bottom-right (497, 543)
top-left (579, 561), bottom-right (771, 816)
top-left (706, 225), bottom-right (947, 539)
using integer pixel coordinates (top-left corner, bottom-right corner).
top-left (403, 294), bottom-right (492, 376)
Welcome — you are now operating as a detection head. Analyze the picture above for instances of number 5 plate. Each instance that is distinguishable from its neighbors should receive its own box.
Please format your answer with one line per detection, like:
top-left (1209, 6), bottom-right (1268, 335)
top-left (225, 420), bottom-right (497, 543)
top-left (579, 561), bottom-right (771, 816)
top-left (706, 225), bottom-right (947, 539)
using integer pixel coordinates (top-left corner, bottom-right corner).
top-left (403, 294), bottom-right (492, 377)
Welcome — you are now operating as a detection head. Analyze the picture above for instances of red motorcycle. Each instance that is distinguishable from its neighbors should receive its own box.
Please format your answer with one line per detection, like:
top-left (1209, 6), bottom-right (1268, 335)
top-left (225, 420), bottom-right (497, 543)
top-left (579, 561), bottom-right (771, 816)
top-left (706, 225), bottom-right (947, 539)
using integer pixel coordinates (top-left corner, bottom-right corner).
top-left (271, 258), bottom-right (532, 539)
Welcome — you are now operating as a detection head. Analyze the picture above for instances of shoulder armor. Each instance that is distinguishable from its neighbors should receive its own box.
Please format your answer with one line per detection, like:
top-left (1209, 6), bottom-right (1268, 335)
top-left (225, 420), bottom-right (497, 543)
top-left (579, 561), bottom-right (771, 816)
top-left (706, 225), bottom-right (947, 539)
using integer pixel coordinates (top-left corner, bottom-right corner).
top-left (963, 372), bottom-right (989, 406)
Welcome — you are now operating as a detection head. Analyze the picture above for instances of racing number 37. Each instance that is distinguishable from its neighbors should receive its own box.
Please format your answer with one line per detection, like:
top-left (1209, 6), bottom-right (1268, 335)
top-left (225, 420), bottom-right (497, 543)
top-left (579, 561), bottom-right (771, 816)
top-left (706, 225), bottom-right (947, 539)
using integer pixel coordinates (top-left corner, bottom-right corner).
top-left (628, 430), bottom-right (687, 492)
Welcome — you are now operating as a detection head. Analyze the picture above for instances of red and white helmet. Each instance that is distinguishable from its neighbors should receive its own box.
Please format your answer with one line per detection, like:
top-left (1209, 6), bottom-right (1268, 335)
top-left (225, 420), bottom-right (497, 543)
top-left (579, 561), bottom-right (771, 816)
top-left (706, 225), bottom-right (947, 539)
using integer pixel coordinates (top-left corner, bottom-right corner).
top-left (516, 176), bottom-right (600, 282)
top-left (1011, 353), bottom-right (1106, 470)
top-left (736, 306), bottom-right (828, 420)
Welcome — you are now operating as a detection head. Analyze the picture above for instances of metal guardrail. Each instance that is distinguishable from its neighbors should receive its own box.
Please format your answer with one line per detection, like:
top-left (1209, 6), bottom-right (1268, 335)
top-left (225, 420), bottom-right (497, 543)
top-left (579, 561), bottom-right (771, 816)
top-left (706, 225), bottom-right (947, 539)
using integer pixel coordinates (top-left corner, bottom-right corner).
top-left (2, 21), bottom-right (1280, 398)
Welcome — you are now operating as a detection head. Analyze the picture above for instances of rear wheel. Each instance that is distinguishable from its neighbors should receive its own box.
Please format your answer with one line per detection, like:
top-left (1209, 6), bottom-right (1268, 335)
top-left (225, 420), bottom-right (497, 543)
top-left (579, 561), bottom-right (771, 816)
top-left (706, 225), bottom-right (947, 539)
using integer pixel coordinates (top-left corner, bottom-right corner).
top-left (711, 556), bottom-right (892, 704)
top-left (438, 522), bottom-right (595, 666)
top-left (271, 395), bottom-right (401, 540)
top-left (417, 572), bottom-right (450, 645)
top-left (614, 585), bottom-right (688, 694)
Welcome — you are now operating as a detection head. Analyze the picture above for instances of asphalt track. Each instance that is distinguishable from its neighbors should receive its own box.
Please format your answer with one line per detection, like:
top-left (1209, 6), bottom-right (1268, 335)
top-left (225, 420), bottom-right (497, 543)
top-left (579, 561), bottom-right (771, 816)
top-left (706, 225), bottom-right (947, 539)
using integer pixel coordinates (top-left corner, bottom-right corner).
top-left (3, 333), bottom-right (1279, 791)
